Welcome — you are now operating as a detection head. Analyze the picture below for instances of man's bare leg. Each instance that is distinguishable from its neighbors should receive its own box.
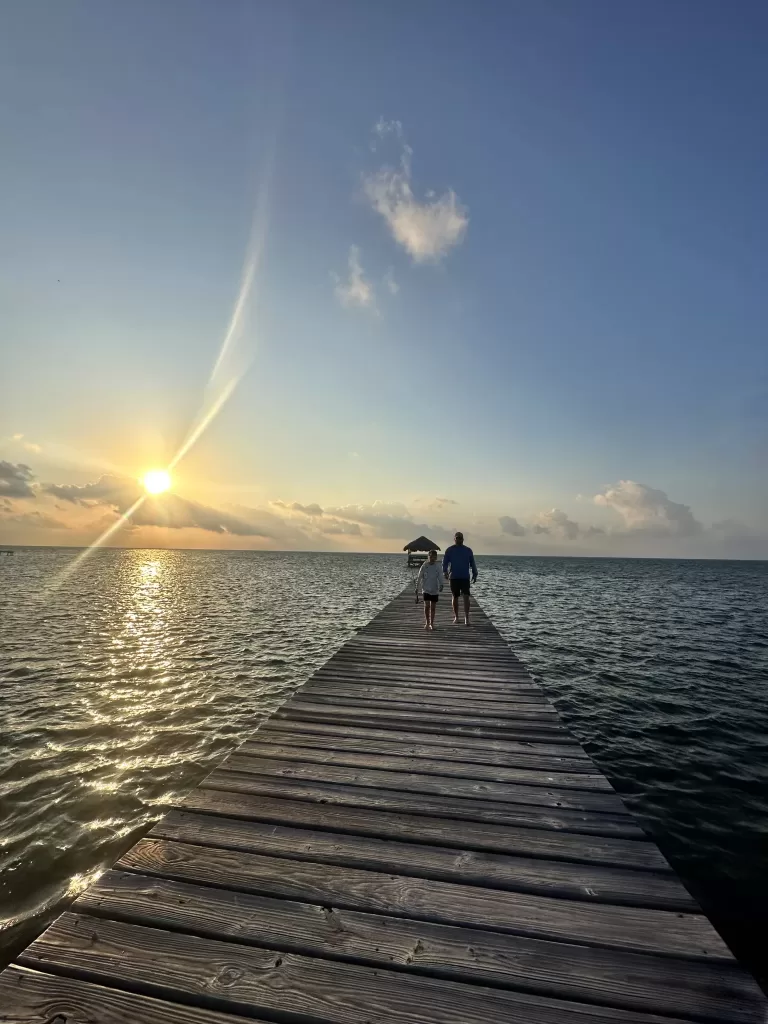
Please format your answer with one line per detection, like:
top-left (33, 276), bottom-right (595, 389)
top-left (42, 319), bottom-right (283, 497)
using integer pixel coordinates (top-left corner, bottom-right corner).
top-left (423, 598), bottom-right (430, 628)
top-left (451, 594), bottom-right (459, 623)
top-left (430, 601), bottom-right (437, 628)
top-left (464, 593), bottom-right (471, 625)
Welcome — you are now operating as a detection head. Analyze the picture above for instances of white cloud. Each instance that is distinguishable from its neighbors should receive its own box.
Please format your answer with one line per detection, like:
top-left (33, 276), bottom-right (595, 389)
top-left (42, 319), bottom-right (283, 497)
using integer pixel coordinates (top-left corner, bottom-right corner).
top-left (320, 517), bottom-right (362, 536)
top-left (383, 268), bottom-right (399, 295)
top-left (594, 480), bottom-right (701, 537)
top-left (415, 496), bottom-right (458, 511)
top-left (334, 245), bottom-right (376, 311)
top-left (325, 500), bottom-right (451, 543)
top-left (534, 508), bottom-right (580, 540)
top-left (363, 124), bottom-right (468, 263)
top-left (271, 500), bottom-right (324, 517)
top-left (45, 474), bottom-right (270, 537)
top-left (499, 515), bottom-right (526, 537)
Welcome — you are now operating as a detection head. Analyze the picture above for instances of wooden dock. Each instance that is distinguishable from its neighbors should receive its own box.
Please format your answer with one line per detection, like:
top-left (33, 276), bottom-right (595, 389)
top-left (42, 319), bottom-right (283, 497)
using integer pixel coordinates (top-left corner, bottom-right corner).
top-left (2, 587), bottom-right (766, 1023)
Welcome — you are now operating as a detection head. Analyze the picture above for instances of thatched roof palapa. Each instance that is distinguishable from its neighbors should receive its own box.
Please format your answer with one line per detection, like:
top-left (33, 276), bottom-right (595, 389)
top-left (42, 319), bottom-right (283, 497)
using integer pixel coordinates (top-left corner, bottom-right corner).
top-left (403, 535), bottom-right (441, 552)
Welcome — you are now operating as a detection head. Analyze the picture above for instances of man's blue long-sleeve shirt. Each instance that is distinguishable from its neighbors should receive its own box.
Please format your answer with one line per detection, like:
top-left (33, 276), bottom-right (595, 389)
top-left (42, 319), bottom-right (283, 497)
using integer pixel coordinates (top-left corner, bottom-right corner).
top-left (442, 544), bottom-right (477, 579)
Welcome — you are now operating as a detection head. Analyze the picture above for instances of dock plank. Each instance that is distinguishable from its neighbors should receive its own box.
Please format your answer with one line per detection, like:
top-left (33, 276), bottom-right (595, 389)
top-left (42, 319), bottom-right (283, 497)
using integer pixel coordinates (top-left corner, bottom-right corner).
top-left (0, 964), bottom-right (265, 1024)
top-left (248, 727), bottom-right (595, 771)
top-left (75, 871), bottom-right (766, 1024)
top-left (118, 838), bottom-right (727, 960)
top-left (150, 809), bottom-right (693, 909)
top-left (259, 717), bottom-right (589, 756)
top-left (19, 913), bottom-right (704, 1024)
top-left (3, 585), bottom-right (765, 1024)
top-left (200, 770), bottom-right (647, 838)
top-left (178, 787), bottom-right (670, 870)
top-left (237, 739), bottom-right (610, 789)
top-left (217, 753), bottom-right (628, 812)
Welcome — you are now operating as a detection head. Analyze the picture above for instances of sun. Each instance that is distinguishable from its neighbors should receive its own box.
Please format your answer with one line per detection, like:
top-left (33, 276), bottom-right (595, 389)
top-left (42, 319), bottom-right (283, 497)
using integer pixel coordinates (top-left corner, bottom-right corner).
top-left (142, 469), bottom-right (172, 495)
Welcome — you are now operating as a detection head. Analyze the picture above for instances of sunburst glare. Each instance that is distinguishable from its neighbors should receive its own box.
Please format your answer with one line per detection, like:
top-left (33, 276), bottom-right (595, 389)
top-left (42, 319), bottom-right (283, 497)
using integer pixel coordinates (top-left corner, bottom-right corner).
top-left (142, 469), bottom-right (172, 495)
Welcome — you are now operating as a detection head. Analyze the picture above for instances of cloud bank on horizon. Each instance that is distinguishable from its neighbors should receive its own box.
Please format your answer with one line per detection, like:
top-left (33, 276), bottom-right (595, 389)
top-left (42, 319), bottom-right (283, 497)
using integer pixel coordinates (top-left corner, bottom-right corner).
top-left (1, 459), bottom-right (764, 558)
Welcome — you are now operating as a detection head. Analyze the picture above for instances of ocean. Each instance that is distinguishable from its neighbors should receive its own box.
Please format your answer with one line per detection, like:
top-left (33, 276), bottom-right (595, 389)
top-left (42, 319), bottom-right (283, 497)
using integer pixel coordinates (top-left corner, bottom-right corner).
top-left (1, 548), bottom-right (767, 984)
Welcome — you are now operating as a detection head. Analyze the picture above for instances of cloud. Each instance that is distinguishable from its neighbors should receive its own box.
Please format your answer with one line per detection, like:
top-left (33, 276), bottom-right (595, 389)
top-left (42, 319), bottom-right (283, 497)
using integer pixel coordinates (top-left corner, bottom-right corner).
top-left (499, 515), bottom-right (526, 536)
top-left (363, 122), bottom-right (468, 263)
top-left (594, 480), bottom-right (702, 536)
top-left (0, 505), bottom-right (69, 529)
top-left (0, 462), bottom-right (36, 498)
top-left (325, 500), bottom-right (451, 542)
top-left (534, 508), bottom-right (580, 540)
top-left (131, 496), bottom-right (269, 536)
top-left (532, 524), bottom-right (549, 535)
top-left (414, 496), bottom-right (458, 511)
top-left (271, 500), bottom-right (324, 517)
top-left (46, 474), bottom-right (129, 505)
top-left (46, 474), bottom-right (269, 537)
top-left (383, 268), bottom-right (399, 295)
top-left (319, 517), bottom-right (362, 536)
top-left (334, 245), bottom-right (376, 311)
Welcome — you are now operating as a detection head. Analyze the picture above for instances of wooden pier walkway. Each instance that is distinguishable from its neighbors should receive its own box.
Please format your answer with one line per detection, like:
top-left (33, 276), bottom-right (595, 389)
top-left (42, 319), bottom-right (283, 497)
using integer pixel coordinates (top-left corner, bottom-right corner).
top-left (2, 588), bottom-right (766, 1023)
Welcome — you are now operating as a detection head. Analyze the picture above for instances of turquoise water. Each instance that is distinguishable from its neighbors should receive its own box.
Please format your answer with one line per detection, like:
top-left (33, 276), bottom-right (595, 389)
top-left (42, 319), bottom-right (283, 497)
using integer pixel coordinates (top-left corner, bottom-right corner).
top-left (1, 548), bottom-right (767, 984)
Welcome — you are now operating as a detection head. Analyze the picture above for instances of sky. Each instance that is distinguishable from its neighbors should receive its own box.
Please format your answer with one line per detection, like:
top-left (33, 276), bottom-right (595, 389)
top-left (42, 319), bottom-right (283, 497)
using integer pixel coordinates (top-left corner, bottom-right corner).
top-left (1, 0), bottom-right (767, 557)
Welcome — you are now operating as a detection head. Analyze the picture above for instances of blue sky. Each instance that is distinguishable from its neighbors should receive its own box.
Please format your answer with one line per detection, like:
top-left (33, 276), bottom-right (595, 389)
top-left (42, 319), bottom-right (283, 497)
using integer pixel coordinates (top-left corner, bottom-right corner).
top-left (1, 0), bottom-right (767, 556)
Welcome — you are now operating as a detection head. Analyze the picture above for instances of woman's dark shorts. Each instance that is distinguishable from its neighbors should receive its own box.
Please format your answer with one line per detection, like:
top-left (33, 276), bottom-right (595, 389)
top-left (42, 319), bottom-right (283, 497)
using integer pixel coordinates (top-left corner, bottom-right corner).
top-left (450, 578), bottom-right (471, 597)
top-left (423, 592), bottom-right (439, 603)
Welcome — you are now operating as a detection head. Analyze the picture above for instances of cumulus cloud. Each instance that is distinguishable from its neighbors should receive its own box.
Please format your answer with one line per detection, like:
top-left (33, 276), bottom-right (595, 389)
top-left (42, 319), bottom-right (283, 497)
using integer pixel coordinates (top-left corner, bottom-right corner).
top-left (0, 461), bottom-right (36, 498)
top-left (325, 500), bottom-right (451, 543)
top-left (594, 480), bottom-right (702, 537)
top-left (334, 245), bottom-right (376, 311)
top-left (320, 517), bottom-right (362, 536)
top-left (415, 496), bottom-right (458, 511)
top-left (499, 515), bottom-right (526, 536)
top-left (46, 474), bottom-right (269, 537)
top-left (271, 500), bottom-right (324, 517)
top-left (534, 508), bottom-right (580, 540)
top-left (364, 121), bottom-right (468, 263)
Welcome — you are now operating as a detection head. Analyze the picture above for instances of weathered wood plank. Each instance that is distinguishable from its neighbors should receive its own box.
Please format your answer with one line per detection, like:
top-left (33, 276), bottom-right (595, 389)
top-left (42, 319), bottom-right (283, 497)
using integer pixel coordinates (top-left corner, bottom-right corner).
top-left (288, 695), bottom-right (560, 722)
top-left (305, 681), bottom-right (551, 704)
top-left (19, 913), bottom-right (703, 1024)
top-left (295, 692), bottom-right (558, 716)
top-left (218, 754), bottom-right (627, 812)
top-left (178, 787), bottom-right (670, 870)
top-left (279, 703), bottom-right (570, 738)
top-left (236, 740), bottom-right (610, 790)
top-left (259, 717), bottom-right (589, 757)
top-left (117, 838), bottom-right (731, 960)
top-left (201, 771), bottom-right (646, 838)
top-left (248, 729), bottom-right (595, 772)
top-left (75, 871), bottom-right (767, 1024)
top-left (149, 810), bottom-right (694, 910)
top-left (0, 963), bottom-right (265, 1024)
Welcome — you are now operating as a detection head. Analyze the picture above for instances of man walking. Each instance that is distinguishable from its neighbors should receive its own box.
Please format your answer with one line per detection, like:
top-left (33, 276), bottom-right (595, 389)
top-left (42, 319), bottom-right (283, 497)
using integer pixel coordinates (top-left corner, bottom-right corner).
top-left (442, 531), bottom-right (478, 625)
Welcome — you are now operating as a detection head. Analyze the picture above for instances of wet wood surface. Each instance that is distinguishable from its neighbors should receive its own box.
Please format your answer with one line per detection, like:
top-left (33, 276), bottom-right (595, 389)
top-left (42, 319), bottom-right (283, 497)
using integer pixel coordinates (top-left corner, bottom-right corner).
top-left (3, 587), bottom-right (766, 1023)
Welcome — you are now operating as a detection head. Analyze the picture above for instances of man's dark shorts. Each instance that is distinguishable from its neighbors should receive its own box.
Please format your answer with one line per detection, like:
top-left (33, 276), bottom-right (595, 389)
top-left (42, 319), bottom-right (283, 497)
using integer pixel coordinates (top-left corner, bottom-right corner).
top-left (450, 578), bottom-right (471, 597)
top-left (423, 592), bottom-right (439, 603)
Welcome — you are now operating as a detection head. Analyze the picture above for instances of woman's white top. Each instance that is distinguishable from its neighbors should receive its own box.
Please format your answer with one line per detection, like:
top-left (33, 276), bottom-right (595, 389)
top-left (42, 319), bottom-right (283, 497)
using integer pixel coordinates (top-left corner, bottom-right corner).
top-left (417, 561), bottom-right (444, 595)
